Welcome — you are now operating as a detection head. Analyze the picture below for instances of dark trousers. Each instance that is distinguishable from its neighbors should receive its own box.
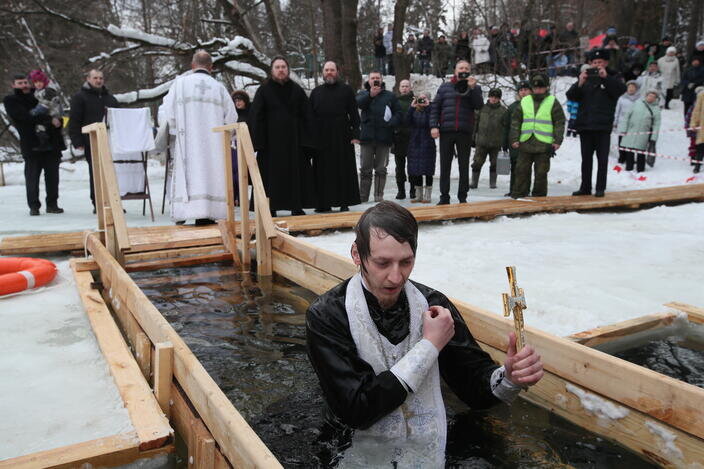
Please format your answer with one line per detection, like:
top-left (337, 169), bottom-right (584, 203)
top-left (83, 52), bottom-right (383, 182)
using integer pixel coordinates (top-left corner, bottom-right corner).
top-left (617, 136), bottom-right (627, 163)
top-left (578, 130), bottom-right (611, 193)
top-left (624, 148), bottom-right (646, 172)
top-left (409, 174), bottom-right (433, 186)
top-left (439, 131), bottom-right (472, 202)
top-left (24, 150), bottom-right (60, 210)
top-left (665, 88), bottom-right (673, 109)
top-left (394, 152), bottom-right (407, 186)
top-left (84, 143), bottom-right (96, 207)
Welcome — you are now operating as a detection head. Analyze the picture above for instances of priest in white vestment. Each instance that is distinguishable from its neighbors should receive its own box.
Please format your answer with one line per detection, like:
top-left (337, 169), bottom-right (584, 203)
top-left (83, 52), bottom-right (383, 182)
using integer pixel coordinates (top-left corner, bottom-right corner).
top-left (159, 50), bottom-right (237, 224)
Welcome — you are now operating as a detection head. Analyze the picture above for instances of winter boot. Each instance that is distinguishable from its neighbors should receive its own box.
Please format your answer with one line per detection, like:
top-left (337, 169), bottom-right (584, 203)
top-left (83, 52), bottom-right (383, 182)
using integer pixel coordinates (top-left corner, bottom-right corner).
top-left (373, 174), bottom-right (386, 202)
top-left (422, 186), bottom-right (432, 203)
top-left (359, 175), bottom-right (372, 202)
top-left (489, 171), bottom-right (497, 189)
top-left (409, 184), bottom-right (416, 199)
top-left (469, 170), bottom-right (480, 189)
top-left (411, 186), bottom-right (423, 203)
top-left (395, 181), bottom-right (406, 200)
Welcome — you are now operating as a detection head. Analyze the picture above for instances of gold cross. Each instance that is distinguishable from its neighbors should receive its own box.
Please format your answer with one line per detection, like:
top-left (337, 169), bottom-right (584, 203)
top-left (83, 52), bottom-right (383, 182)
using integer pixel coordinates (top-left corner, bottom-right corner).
top-left (502, 266), bottom-right (526, 351)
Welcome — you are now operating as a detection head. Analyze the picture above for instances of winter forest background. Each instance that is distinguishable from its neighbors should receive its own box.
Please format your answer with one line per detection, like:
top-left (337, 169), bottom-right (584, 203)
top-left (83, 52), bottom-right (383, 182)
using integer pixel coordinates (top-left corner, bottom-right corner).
top-left (1, 0), bottom-right (703, 161)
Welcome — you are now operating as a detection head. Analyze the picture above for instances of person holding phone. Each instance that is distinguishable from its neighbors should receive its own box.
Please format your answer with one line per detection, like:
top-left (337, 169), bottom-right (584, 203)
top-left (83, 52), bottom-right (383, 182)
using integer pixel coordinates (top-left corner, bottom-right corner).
top-left (356, 71), bottom-right (402, 203)
top-left (566, 49), bottom-right (626, 197)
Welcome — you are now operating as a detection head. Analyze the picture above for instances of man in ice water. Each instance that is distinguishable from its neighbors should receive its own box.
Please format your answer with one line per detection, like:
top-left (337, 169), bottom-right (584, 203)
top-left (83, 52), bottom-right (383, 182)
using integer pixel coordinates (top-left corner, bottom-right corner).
top-left (306, 201), bottom-right (544, 468)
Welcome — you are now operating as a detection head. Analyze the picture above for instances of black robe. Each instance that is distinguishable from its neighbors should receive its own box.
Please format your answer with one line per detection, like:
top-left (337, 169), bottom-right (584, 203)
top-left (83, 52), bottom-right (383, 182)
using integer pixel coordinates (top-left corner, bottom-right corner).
top-left (309, 82), bottom-right (361, 209)
top-left (306, 278), bottom-right (501, 432)
top-left (250, 79), bottom-right (316, 211)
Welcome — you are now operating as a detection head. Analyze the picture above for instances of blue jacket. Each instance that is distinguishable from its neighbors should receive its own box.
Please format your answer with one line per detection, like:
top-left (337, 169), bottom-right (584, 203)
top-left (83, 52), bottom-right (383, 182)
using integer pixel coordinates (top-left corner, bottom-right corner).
top-left (405, 107), bottom-right (436, 176)
top-left (429, 77), bottom-right (483, 135)
top-left (356, 83), bottom-right (402, 145)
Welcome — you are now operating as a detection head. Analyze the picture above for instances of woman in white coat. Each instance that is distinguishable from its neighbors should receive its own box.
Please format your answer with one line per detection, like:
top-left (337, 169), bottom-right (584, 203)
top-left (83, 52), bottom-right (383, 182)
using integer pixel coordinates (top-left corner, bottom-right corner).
top-left (657, 46), bottom-right (681, 109)
top-left (471, 29), bottom-right (491, 73)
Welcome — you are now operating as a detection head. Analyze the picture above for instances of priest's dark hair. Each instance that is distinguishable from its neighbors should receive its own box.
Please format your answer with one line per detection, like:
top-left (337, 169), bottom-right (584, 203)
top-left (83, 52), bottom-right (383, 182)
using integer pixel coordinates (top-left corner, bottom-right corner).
top-left (354, 201), bottom-right (418, 264)
top-left (270, 56), bottom-right (290, 71)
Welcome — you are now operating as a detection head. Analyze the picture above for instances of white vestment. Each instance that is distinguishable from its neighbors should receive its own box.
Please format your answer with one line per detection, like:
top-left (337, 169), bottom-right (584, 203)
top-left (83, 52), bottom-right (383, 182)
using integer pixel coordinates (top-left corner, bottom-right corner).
top-left (159, 71), bottom-right (237, 221)
top-left (340, 273), bottom-right (446, 469)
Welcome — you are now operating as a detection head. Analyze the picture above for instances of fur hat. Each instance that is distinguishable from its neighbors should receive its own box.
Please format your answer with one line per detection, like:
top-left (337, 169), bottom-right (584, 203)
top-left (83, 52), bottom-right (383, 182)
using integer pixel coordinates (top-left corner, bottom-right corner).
top-left (231, 90), bottom-right (250, 106)
top-left (697, 40), bottom-right (704, 49)
top-left (666, 46), bottom-right (677, 54)
top-left (28, 69), bottom-right (49, 87)
top-left (588, 48), bottom-right (609, 61)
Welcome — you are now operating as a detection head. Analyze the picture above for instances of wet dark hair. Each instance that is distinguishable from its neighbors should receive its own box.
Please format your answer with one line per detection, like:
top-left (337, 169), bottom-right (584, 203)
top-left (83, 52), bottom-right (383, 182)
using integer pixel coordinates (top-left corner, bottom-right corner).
top-left (354, 201), bottom-right (418, 265)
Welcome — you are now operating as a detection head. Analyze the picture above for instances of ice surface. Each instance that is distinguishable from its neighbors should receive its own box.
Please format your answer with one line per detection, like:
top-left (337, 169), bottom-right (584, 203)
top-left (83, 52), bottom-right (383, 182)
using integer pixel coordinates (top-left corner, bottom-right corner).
top-left (0, 260), bottom-right (134, 460)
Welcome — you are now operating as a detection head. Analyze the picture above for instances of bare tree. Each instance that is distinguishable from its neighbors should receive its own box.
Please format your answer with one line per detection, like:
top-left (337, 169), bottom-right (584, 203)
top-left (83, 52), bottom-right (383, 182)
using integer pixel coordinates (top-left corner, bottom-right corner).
top-left (391, 0), bottom-right (411, 90)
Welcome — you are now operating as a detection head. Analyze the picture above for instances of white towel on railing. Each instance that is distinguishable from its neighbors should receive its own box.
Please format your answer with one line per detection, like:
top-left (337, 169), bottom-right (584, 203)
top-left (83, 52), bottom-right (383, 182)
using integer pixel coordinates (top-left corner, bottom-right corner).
top-left (107, 108), bottom-right (154, 196)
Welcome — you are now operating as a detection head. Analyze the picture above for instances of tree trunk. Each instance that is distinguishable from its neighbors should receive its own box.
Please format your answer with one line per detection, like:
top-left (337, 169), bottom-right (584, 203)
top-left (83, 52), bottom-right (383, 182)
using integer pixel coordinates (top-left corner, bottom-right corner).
top-left (392, 0), bottom-right (411, 92)
top-left (686, 0), bottom-right (702, 57)
top-left (263, 0), bottom-right (287, 56)
top-left (308, 0), bottom-right (320, 85)
top-left (340, 0), bottom-right (362, 90)
top-left (320, 0), bottom-right (343, 66)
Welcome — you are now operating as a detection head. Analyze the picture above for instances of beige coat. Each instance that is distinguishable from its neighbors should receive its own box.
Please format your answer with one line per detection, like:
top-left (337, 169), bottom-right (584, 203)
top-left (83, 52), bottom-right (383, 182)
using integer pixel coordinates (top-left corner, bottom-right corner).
top-left (690, 92), bottom-right (704, 145)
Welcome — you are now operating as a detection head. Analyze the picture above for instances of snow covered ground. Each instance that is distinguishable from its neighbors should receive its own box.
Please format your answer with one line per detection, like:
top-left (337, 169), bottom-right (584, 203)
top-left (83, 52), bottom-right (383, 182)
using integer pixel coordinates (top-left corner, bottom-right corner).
top-left (0, 259), bottom-right (134, 460)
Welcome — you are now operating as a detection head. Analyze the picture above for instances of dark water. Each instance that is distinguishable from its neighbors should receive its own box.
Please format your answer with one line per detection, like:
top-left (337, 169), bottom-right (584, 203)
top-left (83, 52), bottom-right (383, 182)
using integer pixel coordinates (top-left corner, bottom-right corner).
top-left (596, 321), bottom-right (704, 389)
top-left (132, 263), bottom-right (656, 468)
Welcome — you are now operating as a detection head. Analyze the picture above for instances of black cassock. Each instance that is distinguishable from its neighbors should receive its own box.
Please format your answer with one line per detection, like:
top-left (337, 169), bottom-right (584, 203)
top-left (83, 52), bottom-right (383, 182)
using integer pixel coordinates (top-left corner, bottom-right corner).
top-left (250, 79), bottom-right (316, 212)
top-left (309, 82), bottom-right (362, 209)
top-left (306, 279), bottom-right (501, 433)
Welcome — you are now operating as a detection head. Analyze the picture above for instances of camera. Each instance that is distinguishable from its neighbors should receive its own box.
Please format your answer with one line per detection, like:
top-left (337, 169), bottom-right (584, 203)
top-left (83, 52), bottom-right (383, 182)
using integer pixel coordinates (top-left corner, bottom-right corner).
top-left (458, 71), bottom-right (470, 80)
top-left (586, 67), bottom-right (599, 77)
top-left (373, 80), bottom-right (381, 87)
top-left (417, 97), bottom-right (426, 104)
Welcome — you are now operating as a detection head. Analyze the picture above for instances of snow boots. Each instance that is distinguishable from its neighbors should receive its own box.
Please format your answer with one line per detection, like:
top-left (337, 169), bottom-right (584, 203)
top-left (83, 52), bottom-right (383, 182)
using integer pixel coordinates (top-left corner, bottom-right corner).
top-left (395, 181), bottom-right (406, 200)
top-left (422, 186), bottom-right (432, 203)
top-left (469, 170), bottom-right (480, 189)
top-left (490, 171), bottom-right (497, 189)
top-left (373, 174), bottom-right (386, 202)
top-left (411, 185), bottom-right (423, 203)
top-left (359, 174), bottom-right (372, 203)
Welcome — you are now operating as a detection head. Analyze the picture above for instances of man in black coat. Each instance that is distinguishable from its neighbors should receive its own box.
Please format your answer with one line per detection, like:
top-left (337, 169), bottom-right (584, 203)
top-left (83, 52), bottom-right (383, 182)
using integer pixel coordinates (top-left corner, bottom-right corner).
top-left (309, 61), bottom-right (361, 213)
top-left (68, 69), bottom-right (119, 211)
top-left (4, 74), bottom-right (65, 216)
top-left (250, 56), bottom-right (316, 216)
top-left (566, 49), bottom-right (625, 197)
top-left (429, 60), bottom-right (484, 205)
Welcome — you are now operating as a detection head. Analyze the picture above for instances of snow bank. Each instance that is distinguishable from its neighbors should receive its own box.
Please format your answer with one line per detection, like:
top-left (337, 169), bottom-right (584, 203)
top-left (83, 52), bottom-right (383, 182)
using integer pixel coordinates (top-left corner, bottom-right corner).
top-left (0, 259), bottom-right (134, 460)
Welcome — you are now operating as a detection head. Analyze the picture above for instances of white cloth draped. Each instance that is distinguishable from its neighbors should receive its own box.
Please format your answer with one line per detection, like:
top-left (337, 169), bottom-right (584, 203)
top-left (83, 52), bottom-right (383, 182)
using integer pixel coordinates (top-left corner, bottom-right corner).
top-left (159, 71), bottom-right (237, 221)
top-left (107, 108), bottom-right (155, 196)
top-left (340, 273), bottom-right (446, 469)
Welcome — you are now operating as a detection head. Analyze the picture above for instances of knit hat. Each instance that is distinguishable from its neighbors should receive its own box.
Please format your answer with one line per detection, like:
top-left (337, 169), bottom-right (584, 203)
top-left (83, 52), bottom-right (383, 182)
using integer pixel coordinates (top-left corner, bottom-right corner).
top-left (626, 80), bottom-right (639, 90)
top-left (666, 46), bottom-right (677, 54)
top-left (488, 88), bottom-right (502, 98)
top-left (697, 40), bottom-right (704, 49)
top-left (530, 73), bottom-right (548, 88)
top-left (588, 48), bottom-right (609, 61)
top-left (28, 69), bottom-right (49, 87)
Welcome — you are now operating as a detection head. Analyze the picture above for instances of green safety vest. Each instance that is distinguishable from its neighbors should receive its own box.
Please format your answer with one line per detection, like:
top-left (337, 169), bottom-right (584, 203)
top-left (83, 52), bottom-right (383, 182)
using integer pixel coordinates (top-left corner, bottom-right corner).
top-left (520, 95), bottom-right (555, 144)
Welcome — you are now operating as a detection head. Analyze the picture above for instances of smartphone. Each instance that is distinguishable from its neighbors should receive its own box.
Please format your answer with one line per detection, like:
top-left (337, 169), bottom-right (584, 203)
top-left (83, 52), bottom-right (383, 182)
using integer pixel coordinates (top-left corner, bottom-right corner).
top-left (458, 71), bottom-right (470, 79)
top-left (586, 67), bottom-right (599, 77)
top-left (417, 97), bottom-right (426, 104)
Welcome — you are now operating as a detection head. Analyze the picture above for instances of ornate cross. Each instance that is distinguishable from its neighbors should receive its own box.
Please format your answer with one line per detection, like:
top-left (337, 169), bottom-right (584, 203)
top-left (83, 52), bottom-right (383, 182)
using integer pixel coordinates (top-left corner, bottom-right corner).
top-left (502, 266), bottom-right (526, 351)
top-left (195, 79), bottom-right (211, 95)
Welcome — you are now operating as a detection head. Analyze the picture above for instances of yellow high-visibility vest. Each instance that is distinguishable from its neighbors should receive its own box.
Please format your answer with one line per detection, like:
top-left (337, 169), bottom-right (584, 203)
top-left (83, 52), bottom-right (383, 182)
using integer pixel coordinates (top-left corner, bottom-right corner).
top-left (520, 95), bottom-right (555, 144)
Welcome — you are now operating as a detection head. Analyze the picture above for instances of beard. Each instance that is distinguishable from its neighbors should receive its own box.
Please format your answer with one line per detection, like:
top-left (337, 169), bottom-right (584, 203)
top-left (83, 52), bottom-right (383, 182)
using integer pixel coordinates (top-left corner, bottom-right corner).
top-left (272, 74), bottom-right (289, 84)
top-left (324, 75), bottom-right (337, 85)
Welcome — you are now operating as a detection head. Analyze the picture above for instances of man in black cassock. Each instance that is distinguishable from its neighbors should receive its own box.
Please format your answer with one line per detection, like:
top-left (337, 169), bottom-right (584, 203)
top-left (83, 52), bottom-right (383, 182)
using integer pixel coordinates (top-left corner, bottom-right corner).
top-left (250, 56), bottom-right (316, 216)
top-left (306, 201), bottom-right (544, 468)
top-left (309, 61), bottom-right (362, 213)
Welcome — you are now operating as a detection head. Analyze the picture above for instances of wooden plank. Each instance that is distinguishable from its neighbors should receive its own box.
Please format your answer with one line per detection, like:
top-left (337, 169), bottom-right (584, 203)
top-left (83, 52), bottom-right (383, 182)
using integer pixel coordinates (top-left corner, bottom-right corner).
top-left (86, 235), bottom-right (281, 468)
top-left (74, 259), bottom-right (99, 272)
top-left (566, 313), bottom-right (679, 347)
top-left (87, 128), bottom-right (105, 232)
top-left (217, 220), bottom-right (242, 269)
top-left (94, 123), bottom-right (131, 252)
top-left (237, 124), bottom-right (277, 239)
top-left (221, 129), bottom-right (236, 224)
top-left (171, 384), bottom-right (232, 469)
top-left (154, 342), bottom-right (174, 419)
top-left (124, 253), bottom-right (233, 273)
top-left (125, 244), bottom-right (227, 263)
top-left (256, 204), bottom-right (272, 276)
top-left (664, 301), bottom-right (704, 324)
top-left (135, 332), bottom-right (152, 381)
top-left (478, 342), bottom-right (704, 468)
top-left (271, 238), bottom-right (704, 444)
top-left (0, 433), bottom-right (141, 469)
top-left (71, 261), bottom-right (172, 450)
top-left (237, 129), bottom-right (251, 269)
top-left (273, 232), bottom-right (357, 280)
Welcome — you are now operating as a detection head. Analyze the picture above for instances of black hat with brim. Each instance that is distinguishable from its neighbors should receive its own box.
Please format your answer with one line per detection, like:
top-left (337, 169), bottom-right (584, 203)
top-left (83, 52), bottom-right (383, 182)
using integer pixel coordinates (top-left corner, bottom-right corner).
top-left (588, 48), bottom-right (609, 61)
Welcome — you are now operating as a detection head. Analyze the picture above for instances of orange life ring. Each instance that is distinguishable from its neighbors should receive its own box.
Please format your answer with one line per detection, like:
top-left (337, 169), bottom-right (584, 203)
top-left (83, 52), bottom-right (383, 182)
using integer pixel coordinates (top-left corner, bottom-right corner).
top-left (0, 257), bottom-right (57, 296)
